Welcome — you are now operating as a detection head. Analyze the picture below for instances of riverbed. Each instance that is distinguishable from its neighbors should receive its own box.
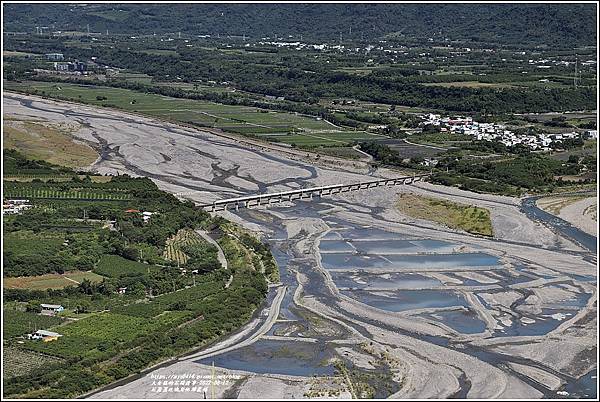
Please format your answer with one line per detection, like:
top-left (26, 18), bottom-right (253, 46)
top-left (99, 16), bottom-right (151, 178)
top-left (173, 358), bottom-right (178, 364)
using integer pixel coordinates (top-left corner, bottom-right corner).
top-left (4, 93), bottom-right (596, 400)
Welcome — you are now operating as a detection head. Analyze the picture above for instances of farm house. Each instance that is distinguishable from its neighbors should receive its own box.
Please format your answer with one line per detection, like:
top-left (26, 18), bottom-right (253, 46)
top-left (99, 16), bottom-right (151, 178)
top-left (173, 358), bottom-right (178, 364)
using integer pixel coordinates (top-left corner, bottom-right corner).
top-left (40, 304), bottom-right (64, 316)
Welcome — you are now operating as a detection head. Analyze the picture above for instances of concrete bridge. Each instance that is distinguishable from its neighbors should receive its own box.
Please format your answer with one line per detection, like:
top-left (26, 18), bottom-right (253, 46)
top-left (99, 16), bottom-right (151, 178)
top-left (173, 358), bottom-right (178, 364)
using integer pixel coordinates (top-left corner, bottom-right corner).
top-left (199, 174), bottom-right (429, 212)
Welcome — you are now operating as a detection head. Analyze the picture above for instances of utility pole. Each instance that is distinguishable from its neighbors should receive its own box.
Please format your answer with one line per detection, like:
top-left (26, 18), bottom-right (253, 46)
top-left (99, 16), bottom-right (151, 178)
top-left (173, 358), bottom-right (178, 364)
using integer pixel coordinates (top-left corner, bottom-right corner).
top-left (211, 362), bottom-right (216, 399)
top-left (574, 55), bottom-right (578, 89)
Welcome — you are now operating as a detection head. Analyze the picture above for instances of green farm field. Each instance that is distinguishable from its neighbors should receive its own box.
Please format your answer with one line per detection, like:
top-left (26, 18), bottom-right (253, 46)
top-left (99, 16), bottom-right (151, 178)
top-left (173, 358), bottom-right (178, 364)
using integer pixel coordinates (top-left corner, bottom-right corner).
top-left (93, 255), bottom-right (161, 278)
top-left (21, 278), bottom-right (225, 360)
top-left (264, 131), bottom-right (387, 147)
top-left (5, 81), bottom-right (386, 147)
top-left (3, 309), bottom-right (65, 338)
top-left (23, 311), bottom-right (189, 359)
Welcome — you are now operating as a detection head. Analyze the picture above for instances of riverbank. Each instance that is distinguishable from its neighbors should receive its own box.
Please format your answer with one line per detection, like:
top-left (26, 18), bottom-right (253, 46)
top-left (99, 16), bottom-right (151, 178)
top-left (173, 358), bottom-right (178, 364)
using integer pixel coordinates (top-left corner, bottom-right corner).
top-left (538, 195), bottom-right (597, 237)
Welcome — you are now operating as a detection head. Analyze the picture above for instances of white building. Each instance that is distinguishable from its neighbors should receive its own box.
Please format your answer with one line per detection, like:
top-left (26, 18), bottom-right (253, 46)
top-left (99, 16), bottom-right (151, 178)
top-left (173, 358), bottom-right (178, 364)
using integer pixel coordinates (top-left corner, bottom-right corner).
top-left (142, 211), bottom-right (156, 223)
top-left (40, 304), bottom-right (64, 315)
top-left (28, 329), bottom-right (63, 341)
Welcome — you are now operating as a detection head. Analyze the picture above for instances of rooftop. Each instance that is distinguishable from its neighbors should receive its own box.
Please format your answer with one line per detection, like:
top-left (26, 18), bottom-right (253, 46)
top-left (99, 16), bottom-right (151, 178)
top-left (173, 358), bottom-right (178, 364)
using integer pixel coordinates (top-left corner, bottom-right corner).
top-left (40, 303), bottom-right (63, 309)
top-left (35, 329), bottom-right (62, 337)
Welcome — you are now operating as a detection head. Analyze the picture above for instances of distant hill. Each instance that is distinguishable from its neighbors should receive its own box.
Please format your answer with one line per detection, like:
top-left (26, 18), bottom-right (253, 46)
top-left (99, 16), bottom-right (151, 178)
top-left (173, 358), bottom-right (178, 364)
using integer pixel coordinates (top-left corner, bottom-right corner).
top-left (3, 3), bottom-right (597, 47)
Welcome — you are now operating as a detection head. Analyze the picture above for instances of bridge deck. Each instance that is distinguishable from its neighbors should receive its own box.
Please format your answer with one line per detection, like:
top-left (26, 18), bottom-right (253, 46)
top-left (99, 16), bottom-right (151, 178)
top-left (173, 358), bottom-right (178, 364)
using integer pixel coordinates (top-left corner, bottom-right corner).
top-left (198, 174), bottom-right (430, 211)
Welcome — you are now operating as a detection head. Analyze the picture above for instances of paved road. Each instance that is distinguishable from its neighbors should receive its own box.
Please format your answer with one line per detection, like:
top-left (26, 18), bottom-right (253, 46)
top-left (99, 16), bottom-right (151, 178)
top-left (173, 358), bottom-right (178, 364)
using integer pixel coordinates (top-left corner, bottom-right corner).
top-left (195, 229), bottom-right (228, 270)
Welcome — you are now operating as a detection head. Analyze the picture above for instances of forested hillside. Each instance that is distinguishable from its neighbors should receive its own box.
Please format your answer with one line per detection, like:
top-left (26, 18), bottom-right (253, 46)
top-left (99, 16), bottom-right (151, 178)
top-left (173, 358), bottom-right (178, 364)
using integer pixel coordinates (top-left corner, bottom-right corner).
top-left (4, 3), bottom-right (596, 46)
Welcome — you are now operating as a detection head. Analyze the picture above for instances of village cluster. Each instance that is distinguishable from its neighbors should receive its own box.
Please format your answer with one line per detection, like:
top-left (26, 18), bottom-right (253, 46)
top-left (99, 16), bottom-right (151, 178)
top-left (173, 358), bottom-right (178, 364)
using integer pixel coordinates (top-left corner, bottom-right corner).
top-left (419, 113), bottom-right (597, 150)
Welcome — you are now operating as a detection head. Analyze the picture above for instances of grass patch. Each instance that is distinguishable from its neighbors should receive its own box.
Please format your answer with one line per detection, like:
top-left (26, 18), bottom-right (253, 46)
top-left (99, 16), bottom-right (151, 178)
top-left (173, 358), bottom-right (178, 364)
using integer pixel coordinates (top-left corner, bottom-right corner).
top-left (315, 147), bottom-right (364, 159)
top-left (93, 255), bottom-right (160, 278)
top-left (397, 193), bottom-right (493, 236)
top-left (3, 119), bottom-right (98, 168)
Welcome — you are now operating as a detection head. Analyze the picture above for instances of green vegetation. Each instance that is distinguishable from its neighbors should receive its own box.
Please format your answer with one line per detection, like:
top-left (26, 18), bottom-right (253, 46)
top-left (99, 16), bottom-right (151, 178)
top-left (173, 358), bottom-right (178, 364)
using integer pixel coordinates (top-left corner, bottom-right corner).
top-left (3, 309), bottom-right (64, 338)
top-left (4, 230), bottom-right (106, 277)
top-left (93, 255), bottom-right (161, 278)
top-left (3, 148), bottom-right (73, 178)
top-left (435, 153), bottom-right (586, 195)
top-left (397, 193), bottom-right (493, 236)
top-left (3, 4), bottom-right (595, 47)
top-left (226, 228), bottom-right (280, 283)
top-left (360, 141), bottom-right (594, 196)
top-left (3, 150), bottom-right (279, 398)
top-left (2, 14), bottom-right (596, 163)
